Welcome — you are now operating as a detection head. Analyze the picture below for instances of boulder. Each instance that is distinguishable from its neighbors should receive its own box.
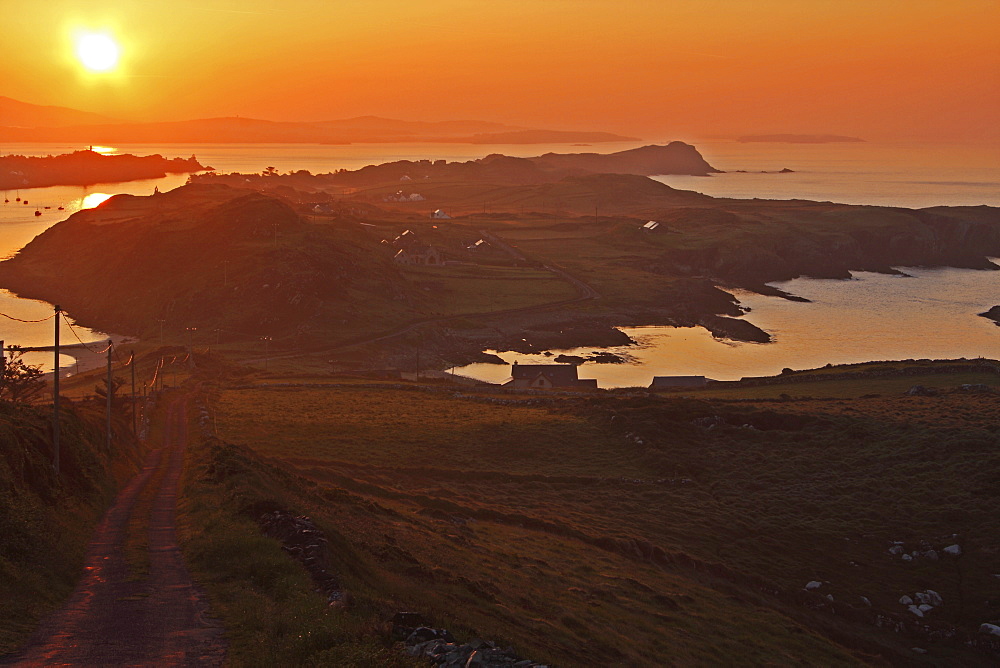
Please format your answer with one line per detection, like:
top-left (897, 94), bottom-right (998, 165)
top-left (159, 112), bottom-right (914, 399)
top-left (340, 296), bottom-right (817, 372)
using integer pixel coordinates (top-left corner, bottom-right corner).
top-left (902, 553), bottom-right (913, 562)
top-left (925, 590), bottom-right (943, 607)
top-left (943, 544), bottom-right (962, 556)
top-left (918, 604), bottom-right (934, 614)
top-left (805, 581), bottom-right (823, 591)
top-left (908, 605), bottom-right (925, 618)
top-left (923, 549), bottom-right (939, 561)
top-left (905, 385), bottom-right (937, 396)
top-left (899, 595), bottom-right (914, 605)
top-left (980, 623), bottom-right (1000, 637)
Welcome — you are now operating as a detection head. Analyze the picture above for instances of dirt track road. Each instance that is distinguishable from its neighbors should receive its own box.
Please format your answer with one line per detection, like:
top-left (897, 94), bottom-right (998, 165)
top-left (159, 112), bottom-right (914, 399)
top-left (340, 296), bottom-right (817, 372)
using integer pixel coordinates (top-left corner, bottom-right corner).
top-left (2, 395), bottom-right (226, 667)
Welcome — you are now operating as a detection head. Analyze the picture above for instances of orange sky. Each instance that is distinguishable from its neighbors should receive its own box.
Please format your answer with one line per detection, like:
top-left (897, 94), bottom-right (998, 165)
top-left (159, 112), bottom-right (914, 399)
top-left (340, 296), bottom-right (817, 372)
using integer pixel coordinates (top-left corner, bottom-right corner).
top-left (2, 0), bottom-right (998, 142)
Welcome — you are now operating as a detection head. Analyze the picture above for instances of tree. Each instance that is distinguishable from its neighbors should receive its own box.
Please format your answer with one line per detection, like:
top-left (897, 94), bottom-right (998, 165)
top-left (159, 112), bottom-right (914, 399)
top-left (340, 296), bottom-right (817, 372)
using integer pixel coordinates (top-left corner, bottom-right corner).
top-left (262, 166), bottom-right (278, 177)
top-left (0, 348), bottom-right (45, 403)
top-left (95, 375), bottom-right (126, 408)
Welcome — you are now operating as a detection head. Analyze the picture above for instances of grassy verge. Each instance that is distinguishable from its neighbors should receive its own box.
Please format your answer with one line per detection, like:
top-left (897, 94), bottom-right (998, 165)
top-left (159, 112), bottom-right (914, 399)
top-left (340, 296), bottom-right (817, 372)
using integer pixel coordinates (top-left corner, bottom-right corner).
top-left (177, 425), bottom-right (421, 667)
top-left (0, 402), bottom-right (142, 654)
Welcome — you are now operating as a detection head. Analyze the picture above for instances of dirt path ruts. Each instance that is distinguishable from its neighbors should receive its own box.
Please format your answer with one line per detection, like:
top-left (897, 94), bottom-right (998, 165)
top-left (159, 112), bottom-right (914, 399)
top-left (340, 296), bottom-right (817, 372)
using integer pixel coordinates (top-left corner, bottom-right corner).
top-left (2, 395), bottom-right (226, 667)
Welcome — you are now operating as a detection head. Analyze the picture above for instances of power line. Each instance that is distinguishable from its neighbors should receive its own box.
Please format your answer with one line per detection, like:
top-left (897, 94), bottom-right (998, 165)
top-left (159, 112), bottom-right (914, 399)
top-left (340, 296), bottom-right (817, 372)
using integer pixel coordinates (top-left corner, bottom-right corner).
top-left (64, 320), bottom-right (110, 354)
top-left (0, 311), bottom-right (56, 323)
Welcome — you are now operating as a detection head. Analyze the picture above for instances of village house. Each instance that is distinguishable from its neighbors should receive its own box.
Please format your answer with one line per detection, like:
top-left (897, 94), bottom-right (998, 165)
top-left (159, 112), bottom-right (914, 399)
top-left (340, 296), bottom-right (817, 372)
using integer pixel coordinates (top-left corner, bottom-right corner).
top-left (504, 362), bottom-right (598, 390)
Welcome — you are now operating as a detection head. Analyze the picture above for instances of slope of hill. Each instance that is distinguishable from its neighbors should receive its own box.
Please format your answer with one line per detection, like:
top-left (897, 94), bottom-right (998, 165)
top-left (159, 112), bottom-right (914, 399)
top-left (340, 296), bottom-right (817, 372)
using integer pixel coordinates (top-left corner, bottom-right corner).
top-left (180, 362), bottom-right (1000, 665)
top-left (0, 96), bottom-right (118, 128)
top-left (0, 184), bottom-right (411, 341)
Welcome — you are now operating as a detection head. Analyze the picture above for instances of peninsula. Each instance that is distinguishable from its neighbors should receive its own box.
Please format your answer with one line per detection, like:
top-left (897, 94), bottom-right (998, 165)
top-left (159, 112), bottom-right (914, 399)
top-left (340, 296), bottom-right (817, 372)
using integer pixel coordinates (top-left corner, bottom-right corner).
top-left (0, 150), bottom-right (209, 190)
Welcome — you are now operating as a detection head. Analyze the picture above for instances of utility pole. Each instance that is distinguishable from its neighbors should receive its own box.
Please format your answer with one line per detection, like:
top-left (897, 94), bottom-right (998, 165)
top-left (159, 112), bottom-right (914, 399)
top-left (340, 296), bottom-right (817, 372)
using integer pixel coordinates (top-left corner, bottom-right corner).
top-left (106, 340), bottom-right (112, 449)
top-left (261, 336), bottom-right (272, 371)
top-left (53, 305), bottom-right (61, 474)
top-left (185, 327), bottom-right (197, 368)
top-left (130, 351), bottom-right (137, 436)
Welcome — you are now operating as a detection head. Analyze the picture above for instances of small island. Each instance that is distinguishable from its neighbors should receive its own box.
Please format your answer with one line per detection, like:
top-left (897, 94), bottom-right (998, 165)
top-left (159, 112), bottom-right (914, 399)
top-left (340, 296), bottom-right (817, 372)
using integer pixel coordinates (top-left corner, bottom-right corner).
top-left (0, 150), bottom-right (209, 190)
top-left (979, 305), bottom-right (1000, 325)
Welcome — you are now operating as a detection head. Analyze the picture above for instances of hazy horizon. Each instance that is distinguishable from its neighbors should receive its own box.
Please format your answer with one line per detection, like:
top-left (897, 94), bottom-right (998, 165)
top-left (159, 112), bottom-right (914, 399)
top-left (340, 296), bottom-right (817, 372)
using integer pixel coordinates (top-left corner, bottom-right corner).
top-left (1, 0), bottom-right (997, 144)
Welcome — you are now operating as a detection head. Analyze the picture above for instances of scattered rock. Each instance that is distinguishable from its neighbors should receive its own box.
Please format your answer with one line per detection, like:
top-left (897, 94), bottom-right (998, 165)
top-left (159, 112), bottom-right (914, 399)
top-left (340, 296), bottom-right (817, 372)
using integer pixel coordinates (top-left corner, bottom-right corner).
top-left (911, 647), bottom-right (928, 654)
top-left (860, 596), bottom-right (872, 607)
top-left (888, 544), bottom-right (904, 555)
top-left (924, 590), bottom-right (943, 607)
top-left (258, 510), bottom-right (347, 607)
top-left (943, 544), bottom-right (962, 556)
top-left (805, 581), bottom-right (822, 591)
top-left (981, 623), bottom-right (1000, 637)
top-left (924, 549), bottom-right (939, 561)
top-left (918, 604), bottom-right (934, 614)
top-left (908, 605), bottom-right (925, 618)
top-left (902, 553), bottom-right (913, 562)
top-left (906, 385), bottom-right (938, 396)
top-left (900, 595), bottom-right (914, 605)
top-left (393, 615), bottom-right (548, 667)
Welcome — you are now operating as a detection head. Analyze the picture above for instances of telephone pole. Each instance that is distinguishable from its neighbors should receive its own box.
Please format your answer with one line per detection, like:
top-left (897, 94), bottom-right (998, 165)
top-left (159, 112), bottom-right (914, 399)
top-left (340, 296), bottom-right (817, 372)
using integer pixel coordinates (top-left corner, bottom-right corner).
top-left (130, 351), bottom-right (137, 436)
top-left (53, 305), bottom-right (61, 475)
top-left (106, 340), bottom-right (112, 449)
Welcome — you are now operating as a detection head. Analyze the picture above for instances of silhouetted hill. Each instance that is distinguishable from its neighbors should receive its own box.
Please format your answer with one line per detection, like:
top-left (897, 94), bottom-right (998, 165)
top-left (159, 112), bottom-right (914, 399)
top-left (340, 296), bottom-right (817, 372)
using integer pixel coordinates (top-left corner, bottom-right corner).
top-left (0, 184), bottom-right (405, 338)
top-left (0, 96), bottom-right (118, 128)
top-left (259, 143), bottom-right (721, 188)
top-left (531, 142), bottom-right (719, 175)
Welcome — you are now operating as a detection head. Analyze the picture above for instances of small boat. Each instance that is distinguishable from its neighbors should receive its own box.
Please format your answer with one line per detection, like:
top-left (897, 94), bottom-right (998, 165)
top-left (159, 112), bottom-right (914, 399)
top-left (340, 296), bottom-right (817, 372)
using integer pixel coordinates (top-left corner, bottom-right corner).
top-left (44, 206), bottom-right (51, 209)
top-left (15, 191), bottom-right (20, 202)
top-left (57, 206), bottom-right (64, 210)
top-left (34, 208), bottom-right (41, 216)
top-left (22, 200), bottom-right (28, 205)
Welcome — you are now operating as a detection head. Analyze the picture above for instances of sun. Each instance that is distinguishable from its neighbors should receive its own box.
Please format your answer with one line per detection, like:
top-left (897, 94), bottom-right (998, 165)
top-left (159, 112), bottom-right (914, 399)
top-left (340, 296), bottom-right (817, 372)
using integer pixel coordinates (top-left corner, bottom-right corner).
top-left (75, 33), bottom-right (120, 72)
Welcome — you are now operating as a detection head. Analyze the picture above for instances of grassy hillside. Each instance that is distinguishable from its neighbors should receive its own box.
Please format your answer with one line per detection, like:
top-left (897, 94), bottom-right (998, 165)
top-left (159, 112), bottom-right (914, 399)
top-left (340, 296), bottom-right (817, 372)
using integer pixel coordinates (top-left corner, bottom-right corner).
top-left (0, 400), bottom-right (142, 653)
top-left (185, 364), bottom-right (1000, 666)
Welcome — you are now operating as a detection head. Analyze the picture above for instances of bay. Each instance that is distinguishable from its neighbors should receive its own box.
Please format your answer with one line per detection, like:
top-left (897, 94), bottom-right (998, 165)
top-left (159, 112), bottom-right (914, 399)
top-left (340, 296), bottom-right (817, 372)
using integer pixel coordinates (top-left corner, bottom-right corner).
top-left (453, 263), bottom-right (1000, 388)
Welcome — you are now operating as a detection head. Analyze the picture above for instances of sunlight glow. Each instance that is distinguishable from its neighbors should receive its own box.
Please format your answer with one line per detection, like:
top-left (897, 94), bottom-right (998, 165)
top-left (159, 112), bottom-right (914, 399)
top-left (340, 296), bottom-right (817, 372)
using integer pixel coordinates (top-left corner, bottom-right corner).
top-left (89, 145), bottom-right (118, 155)
top-left (81, 193), bottom-right (113, 209)
top-left (75, 33), bottom-right (120, 72)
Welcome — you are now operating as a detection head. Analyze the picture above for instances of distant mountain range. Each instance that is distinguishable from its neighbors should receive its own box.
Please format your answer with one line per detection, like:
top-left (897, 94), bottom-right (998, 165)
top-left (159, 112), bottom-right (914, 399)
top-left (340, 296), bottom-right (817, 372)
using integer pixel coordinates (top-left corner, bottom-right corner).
top-left (0, 96), bottom-right (636, 145)
top-left (0, 96), bottom-right (120, 128)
